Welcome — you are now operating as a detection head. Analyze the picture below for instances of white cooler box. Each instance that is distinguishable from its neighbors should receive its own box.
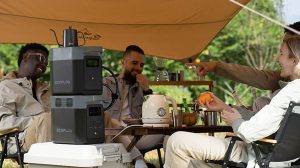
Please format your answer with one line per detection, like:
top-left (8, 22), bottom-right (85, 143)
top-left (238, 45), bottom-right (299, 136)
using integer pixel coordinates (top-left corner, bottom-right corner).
top-left (24, 142), bottom-right (132, 168)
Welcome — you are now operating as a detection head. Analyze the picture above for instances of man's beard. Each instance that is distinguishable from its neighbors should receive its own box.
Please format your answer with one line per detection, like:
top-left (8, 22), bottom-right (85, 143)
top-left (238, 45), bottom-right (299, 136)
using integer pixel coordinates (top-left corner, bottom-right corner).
top-left (123, 70), bottom-right (137, 84)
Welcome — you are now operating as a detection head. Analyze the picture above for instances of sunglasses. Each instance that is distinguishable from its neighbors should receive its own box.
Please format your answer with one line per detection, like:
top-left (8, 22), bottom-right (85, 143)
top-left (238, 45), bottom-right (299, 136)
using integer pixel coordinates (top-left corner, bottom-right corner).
top-left (26, 53), bottom-right (48, 63)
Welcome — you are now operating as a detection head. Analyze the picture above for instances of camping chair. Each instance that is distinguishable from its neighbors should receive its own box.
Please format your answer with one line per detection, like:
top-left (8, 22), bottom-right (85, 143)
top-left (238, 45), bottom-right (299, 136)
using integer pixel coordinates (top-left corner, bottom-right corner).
top-left (209, 101), bottom-right (300, 168)
top-left (0, 127), bottom-right (24, 168)
top-left (140, 143), bottom-right (164, 168)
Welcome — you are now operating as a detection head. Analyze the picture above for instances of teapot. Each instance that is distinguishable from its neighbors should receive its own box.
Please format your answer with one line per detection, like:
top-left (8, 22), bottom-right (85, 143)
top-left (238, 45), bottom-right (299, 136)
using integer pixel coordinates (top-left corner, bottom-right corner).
top-left (142, 94), bottom-right (178, 126)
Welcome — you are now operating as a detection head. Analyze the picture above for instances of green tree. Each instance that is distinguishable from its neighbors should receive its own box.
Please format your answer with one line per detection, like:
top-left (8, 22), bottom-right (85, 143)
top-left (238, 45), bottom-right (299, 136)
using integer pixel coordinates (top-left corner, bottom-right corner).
top-left (0, 44), bottom-right (22, 77)
top-left (197, 0), bottom-right (283, 106)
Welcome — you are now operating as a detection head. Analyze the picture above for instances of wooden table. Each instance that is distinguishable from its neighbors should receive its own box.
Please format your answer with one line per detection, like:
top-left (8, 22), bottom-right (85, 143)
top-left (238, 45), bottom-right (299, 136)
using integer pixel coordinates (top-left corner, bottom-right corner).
top-left (105, 125), bottom-right (232, 151)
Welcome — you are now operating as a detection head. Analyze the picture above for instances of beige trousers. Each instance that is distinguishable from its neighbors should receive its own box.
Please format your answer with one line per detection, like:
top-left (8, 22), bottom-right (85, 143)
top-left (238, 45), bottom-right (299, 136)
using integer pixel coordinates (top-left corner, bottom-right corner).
top-left (164, 131), bottom-right (248, 168)
top-left (22, 112), bottom-right (52, 151)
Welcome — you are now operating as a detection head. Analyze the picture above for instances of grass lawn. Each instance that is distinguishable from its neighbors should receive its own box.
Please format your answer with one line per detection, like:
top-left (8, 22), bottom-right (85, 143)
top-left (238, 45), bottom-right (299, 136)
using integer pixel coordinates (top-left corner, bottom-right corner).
top-left (2, 160), bottom-right (20, 168)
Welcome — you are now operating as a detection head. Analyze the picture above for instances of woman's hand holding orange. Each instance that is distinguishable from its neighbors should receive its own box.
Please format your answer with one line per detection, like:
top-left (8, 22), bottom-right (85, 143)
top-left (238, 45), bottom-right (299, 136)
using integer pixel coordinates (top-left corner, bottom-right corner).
top-left (198, 92), bottom-right (230, 111)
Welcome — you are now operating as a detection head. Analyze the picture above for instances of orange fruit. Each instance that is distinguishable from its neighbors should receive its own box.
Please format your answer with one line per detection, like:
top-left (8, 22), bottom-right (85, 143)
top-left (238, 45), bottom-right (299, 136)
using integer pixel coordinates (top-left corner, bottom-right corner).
top-left (198, 92), bottom-right (212, 105)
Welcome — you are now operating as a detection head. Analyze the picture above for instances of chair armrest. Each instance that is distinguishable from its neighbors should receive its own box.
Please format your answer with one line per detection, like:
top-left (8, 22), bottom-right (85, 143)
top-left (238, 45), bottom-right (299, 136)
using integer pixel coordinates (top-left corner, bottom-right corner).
top-left (226, 132), bottom-right (277, 144)
top-left (226, 132), bottom-right (236, 137)
top-left (256, 138), bottom-right (277, 144)
top-left (0, 127), bottom-right (19, 136)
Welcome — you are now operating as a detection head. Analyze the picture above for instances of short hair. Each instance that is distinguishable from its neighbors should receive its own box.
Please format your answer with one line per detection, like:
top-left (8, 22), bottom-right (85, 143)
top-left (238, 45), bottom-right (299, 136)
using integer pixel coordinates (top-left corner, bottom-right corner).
top-left (18, 43), bottom-right (49, 67)
top-left (124, 45), bottom-right (144, 57)
top-left (285, 21), bottom-right (300, 34)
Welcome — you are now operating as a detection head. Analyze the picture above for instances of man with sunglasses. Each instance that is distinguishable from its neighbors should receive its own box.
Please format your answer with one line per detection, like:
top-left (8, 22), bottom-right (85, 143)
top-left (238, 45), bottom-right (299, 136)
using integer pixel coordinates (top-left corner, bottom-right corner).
top-left (0, 43), bottom-right (51, 154)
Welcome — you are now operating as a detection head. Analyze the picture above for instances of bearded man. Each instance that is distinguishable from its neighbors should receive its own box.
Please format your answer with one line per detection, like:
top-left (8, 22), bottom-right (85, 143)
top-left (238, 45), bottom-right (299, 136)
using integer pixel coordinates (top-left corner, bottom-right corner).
top-left (103, 45), bottom-right (162, 168)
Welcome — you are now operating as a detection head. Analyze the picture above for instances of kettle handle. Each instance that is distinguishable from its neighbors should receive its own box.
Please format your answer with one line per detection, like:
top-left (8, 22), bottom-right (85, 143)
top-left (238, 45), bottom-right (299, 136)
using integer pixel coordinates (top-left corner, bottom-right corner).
top-left (165, 96), bottom-right (178, 126)
top-left (49, 29), bottom-right (63, 47)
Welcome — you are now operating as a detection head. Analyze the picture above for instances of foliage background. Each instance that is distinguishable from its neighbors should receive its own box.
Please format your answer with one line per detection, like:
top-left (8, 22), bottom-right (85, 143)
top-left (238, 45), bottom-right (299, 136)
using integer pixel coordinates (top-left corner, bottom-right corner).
top-left (0, 0), bottom-right (284, 106)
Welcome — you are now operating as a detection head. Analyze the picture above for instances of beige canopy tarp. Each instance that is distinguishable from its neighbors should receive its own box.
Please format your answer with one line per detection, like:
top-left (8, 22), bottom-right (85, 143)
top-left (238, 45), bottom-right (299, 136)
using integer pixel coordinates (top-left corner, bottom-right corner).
top-left (0, 0), bottom-right (249, 60)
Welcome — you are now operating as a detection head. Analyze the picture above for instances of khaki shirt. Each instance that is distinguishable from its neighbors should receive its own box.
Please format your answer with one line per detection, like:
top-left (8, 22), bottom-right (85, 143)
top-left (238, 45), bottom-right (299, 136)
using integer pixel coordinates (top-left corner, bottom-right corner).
top-left (103, 77), bottom-right (144, 120)
top-left (0, 72), bottom-right (50, 141)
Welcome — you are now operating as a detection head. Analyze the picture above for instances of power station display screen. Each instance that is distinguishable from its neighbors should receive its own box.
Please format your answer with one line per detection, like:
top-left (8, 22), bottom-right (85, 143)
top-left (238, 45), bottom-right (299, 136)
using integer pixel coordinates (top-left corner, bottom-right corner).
top-left (86, 58), bottom-right (99, 67)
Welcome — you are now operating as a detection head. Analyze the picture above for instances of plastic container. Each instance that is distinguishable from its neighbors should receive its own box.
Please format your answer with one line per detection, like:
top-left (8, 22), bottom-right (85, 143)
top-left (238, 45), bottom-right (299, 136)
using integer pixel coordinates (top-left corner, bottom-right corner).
top-left (24, 142), bottom-right (131, 168)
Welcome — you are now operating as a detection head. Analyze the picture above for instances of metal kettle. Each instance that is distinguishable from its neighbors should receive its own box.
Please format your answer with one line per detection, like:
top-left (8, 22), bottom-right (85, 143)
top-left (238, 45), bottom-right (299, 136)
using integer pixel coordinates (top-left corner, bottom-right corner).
top-left (142, 94), bottom-right (178, 126)
top-left (50, 26), bottom-right (85, 47)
